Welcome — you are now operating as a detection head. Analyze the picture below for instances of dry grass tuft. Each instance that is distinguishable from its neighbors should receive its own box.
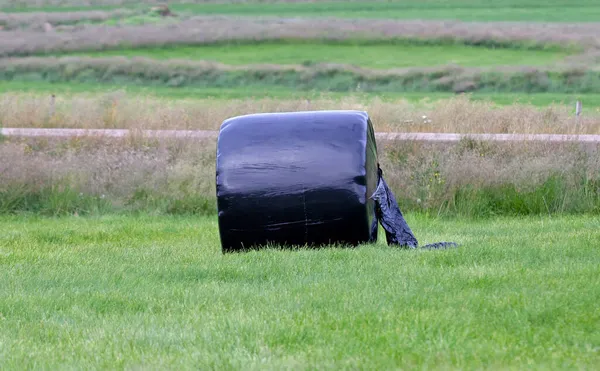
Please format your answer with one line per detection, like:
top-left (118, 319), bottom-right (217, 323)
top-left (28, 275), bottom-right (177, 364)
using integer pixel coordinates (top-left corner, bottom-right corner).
top-left (0, 137), bottom-right (216, 210)
top-left (380, 140), bottom-right (600, 210)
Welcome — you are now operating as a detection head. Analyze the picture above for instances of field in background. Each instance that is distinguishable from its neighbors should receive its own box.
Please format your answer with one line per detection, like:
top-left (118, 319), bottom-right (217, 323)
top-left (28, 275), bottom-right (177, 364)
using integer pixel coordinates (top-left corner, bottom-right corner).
top-left (3, 0), bottom-right (600, 22)
top-left (2, 5), bottom-right (600, 95)
top-left (2, 129), bottom-right (599, 218)
top-left (60, 41), bottom-right (571, 69)
top-left (3, 81), bottom-right (600, 107)
top-left (1, 214), bottom-right (599, 369)
top-left (171, 1), bottom-right (600, 22)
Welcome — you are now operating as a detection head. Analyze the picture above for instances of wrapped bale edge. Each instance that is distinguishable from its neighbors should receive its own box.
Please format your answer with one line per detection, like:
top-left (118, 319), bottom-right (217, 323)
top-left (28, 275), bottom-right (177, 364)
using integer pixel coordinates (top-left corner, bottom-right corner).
top-left (216, 110), bottom-right (456, 252)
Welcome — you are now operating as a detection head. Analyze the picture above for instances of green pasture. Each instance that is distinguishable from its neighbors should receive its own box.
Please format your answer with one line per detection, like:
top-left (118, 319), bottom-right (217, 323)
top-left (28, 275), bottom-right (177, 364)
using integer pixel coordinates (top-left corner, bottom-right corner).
top-left (4, 56), bottom-right (598, 95)
top-left (0, 214), bottom-right (598, 369)
top-left (65, 41), bottom-right (571, 69)
top-left (2, 81), bottom-right (598, 108)
top-left (3, 0), bottom-right (600, 22)
top-left (169, 0), bottom-right (600, 22)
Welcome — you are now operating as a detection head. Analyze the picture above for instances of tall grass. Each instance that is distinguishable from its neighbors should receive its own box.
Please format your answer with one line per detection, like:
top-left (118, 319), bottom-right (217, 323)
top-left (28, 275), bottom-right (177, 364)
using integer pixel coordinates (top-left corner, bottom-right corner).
top-left (0, 137), bottom-right (217, 216)
top-left (2, 93), bottom-right (598, 134)
top-left (3, 93), bottom-right (598, 217)
top-left (1, 136), bottom-right (598, 216)
top-left (379, 139), bottom-right (600, 216)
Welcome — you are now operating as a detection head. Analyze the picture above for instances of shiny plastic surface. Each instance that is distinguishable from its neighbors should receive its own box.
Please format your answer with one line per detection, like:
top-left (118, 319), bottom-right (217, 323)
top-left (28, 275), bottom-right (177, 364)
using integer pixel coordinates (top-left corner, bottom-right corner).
top-left (371, 167), bottom-right (419, 248)
top-left (216, 110), bottom-right (379, 252)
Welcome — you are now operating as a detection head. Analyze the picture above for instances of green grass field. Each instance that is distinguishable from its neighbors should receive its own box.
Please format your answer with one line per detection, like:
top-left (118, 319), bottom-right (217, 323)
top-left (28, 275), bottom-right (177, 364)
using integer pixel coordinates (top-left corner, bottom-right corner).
top-left (3, 0), bottom-right (600, 22)
top-left (66, 41), bottom-right (570, 69)
top-left (169, 0), bottom-right (600, 22)
top-left (2, 80), bottom-right (597, 108)
top-left (1, 1), bottom-right (596, 96)
top-left (0, 214), bottom-right (598, 369)
top-left (1, 1), bottom-right (598, 368)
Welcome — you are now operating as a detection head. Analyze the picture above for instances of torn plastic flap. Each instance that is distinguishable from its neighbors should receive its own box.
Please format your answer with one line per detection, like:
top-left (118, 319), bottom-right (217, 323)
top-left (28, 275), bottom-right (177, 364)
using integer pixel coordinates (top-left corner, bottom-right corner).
top-left (371, 167), bottom-right (419, 248)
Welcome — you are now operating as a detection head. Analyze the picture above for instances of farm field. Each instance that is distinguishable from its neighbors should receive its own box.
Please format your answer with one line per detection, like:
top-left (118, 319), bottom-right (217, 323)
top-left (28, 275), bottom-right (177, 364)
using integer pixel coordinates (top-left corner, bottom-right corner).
top-left (168, 1), bottom-right (600, 23)
top-left (61, 41), bottom-right (571, 69)
top-left (2, 2), bottom-right (599, 96)
top-left (1, 1), bottom-right (599, 369)
top-left (2, 81), bottom-right (600, 108)
top-left (3, 1), bottom-right (600, 22)
top-left (1, 214), bottom-right (599, 369)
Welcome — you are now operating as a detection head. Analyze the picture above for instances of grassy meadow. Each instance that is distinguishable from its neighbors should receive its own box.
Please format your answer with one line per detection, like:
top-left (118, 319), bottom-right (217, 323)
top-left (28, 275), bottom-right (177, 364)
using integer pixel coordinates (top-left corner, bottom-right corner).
top-left (2, 81), bottom-right (600, 107)
top-left (1, 1), bottom-right (599, 369)
top-left (2, 3), bottom-right (600, 95)
top-left (168, 0), bottom-right (600, 22)
top-left (3, 0), bottom-right (600, 22)
top-left (1, 214), bottom-right (599, 369)
top-left (62, 41), bottom-right (571, 69)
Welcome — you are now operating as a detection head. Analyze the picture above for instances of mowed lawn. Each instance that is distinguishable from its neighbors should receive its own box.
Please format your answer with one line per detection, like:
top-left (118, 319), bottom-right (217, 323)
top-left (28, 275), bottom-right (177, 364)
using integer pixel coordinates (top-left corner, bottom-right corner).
top-left (67, 42), bottom-right (570, 69)
top-left (1, 214), bottom-right (598, 369)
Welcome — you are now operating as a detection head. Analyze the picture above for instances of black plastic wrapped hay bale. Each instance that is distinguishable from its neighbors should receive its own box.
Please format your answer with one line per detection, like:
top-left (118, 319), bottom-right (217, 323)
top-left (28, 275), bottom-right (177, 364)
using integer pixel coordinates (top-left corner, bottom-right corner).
top-left (216, 110), bottom-right (379, 252)
top-left (216, 110), bottom-right (456, 252)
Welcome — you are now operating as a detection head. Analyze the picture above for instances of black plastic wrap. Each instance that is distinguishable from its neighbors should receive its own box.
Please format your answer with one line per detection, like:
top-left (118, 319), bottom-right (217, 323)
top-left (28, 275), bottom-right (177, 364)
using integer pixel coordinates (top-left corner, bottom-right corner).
top-left (216, 110), bottom-right (379, 252)
top-left (371, 167), bottom-right (419, 248)
top-left (216, 110), bottom-right (457, 252)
